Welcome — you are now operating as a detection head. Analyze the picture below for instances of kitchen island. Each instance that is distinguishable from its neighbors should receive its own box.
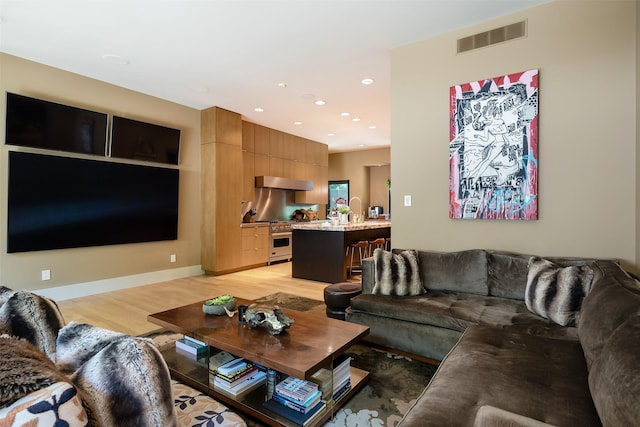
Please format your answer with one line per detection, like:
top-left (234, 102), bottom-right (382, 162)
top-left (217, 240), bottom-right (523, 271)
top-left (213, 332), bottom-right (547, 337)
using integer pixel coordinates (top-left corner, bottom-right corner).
top-left (291, 221), bottom-right (391, 283)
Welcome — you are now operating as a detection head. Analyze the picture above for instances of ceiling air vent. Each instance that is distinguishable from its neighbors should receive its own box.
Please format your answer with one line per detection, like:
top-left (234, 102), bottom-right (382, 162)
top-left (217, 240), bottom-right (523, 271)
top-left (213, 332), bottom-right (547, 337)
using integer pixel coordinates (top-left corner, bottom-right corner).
top-left (457, 20), bottom-right (526, 53)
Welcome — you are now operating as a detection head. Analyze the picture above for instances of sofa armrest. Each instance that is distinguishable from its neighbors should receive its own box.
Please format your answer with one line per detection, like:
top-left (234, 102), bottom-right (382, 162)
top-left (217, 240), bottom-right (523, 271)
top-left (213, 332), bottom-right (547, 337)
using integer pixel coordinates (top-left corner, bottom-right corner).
top-left (362, 257), bottom-right (375, 294)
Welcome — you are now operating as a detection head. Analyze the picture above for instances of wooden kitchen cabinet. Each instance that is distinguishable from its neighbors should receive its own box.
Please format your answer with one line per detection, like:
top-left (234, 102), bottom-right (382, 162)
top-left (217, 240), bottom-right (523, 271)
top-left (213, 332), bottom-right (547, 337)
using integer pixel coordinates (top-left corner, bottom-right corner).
top-left (254, 124), bottom-right (270, 155)
top-left (241, 226), bottom-right (269, 266)
top-left (201, 107), bottom-right (243, 274)
top-left (242, 121), bottom-right (254, 152)
top-left (242, 151), bottom-right (255, 202)
top-left (269, 129), bottom-right (285, 158)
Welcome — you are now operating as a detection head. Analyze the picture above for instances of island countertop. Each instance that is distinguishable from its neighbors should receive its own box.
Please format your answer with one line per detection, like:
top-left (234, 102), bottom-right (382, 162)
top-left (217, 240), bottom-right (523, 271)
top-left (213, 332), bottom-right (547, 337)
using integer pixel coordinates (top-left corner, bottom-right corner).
top-left (291, 220), bottom-right (391, 232)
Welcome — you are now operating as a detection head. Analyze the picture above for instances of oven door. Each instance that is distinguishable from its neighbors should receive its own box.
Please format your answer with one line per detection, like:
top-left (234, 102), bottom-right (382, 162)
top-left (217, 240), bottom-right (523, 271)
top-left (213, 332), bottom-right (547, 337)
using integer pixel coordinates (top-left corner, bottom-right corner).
top-left (269, 232), bottom-right (292, 263)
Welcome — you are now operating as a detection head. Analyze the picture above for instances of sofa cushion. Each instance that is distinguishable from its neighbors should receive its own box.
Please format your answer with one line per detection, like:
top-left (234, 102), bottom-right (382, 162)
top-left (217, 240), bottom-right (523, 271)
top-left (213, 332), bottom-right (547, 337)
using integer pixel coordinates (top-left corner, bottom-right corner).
top-left (349, 292), bottom-right (577, 341)
top-left (0, 335), bottom-right (67, 407)
top-left (398, 326), bottom-right (600, 427)
top-left (525, 257), bottom-right (594, 326)
top-left (578, 261), bottom-right (640, 369)
top-left (372, 249), bottom-right (424, 296)
top-left (57, 322), bottom-right (177, 427)
top-left (588, 315), bottom-right (640, 426)
top-left (0, 289), bottom-right (65, 362)
top-left (416, 249), bottom-right (488, 295)
top-left (487, 252), bottom-right (529, 300)
top-left (0, 381), bottom-right (89, 427)
top-left (473, 405), bottom-right (557, 427)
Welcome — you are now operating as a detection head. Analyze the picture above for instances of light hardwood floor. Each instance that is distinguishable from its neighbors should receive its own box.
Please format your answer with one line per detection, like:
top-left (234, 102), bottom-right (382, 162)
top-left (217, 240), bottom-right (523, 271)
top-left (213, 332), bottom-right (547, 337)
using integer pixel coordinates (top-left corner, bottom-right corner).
top-left (56, 262), bottom-right (328, 337)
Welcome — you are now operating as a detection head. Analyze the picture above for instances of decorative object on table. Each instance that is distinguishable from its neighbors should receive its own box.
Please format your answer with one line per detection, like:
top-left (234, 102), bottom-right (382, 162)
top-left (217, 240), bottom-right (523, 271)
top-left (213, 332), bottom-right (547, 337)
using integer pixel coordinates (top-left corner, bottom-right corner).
top-left (244, 304), bottom-right (294, 335)
top-left (237, 305), bottom-right (248, 324)
top-left (202, 295), bottom-right (237, 315)
top-left (449, 69), bottom-right (539, 220)
top-left (338, 207), bottom-right (350, 225)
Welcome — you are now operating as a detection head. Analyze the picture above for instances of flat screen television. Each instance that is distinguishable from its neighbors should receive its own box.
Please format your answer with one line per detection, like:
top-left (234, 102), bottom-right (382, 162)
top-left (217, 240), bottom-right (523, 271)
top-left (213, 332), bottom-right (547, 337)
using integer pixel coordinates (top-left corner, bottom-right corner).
top-left (110, 116), bottom-right (180, 165)
top-left (7, 151), bottom-right (179, 253)
top-left (5, 92), bottom-right (108, 156)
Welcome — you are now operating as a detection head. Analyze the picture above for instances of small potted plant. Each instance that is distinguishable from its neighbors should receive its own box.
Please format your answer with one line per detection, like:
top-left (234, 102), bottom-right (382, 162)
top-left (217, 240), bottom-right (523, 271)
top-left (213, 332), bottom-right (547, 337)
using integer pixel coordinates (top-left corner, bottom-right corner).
top-left (338, 206), bottom-right (350, 224)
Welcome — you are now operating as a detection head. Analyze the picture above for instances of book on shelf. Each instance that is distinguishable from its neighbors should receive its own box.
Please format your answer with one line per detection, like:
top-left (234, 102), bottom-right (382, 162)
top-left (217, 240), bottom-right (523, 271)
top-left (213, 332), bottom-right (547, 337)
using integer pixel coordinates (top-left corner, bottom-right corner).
top-left (183, 336), bottom-right (206, 348)
top-left (214, 370), bottom-right (266, 398)
top-left (332, 355), bottom-right (351, 393)
top-left (217, 357), bottom-right (252, 377)
top-left (263, 398), bottom-right (326, 426)
top-left (273, 389), bottom-right (322, 414)
top-left (309, 368), bottom-right (333, 401)
top-left (213, 365), bottom-right (259, 388)
top-left (275, 376), bottom-right (319, 404)
top-left (175, 338), bottom-right (208, 359)
top-left (209, 350), bottom-right (236, 374)
top-left (333, 381), bottom-right (351, 403)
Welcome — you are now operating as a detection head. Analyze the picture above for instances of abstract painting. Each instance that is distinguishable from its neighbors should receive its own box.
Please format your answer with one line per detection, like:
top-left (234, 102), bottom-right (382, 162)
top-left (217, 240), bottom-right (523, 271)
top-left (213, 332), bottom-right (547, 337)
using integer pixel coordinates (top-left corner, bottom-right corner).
top-left (449, 69), bottom-right (538, 220)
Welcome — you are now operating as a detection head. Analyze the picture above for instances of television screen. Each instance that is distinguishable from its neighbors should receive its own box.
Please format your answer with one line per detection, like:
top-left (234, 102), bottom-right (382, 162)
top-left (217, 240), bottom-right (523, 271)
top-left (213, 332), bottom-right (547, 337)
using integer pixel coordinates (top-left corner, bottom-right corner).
top-left (110, 116), bottom-right (180, 165)
top-left (7, 151), bottom-right (179, 253)
top-left (5, 92), bottom-right (108, 155)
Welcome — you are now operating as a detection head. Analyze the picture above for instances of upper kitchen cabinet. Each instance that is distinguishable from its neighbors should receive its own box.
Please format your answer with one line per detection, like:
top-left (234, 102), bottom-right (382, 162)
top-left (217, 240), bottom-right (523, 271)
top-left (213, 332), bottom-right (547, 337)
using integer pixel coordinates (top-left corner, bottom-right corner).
top-left (201, 107), bottom-right (243, 274)
top-left (254, 124), bottom-right (270, 155)
top-left (269, 129), bottom-right (285, 158)
top-left (242, 121), bottom-right (254, 152)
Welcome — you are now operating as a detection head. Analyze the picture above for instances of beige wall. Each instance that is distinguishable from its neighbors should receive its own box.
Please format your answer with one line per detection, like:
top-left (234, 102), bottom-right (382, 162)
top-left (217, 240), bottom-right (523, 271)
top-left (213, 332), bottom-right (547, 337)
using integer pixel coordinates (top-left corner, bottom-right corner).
top-left (392, 1), bottom-right (638, 273)
top-left (0, 54), bottom-right (201, 291)
top-left (329, 147), bottom-right (390, 216)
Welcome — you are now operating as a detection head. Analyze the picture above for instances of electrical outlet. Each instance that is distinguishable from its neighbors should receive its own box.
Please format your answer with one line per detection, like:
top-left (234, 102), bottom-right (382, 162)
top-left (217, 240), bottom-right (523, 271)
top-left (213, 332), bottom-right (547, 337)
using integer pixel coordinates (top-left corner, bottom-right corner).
top-left (404, 195), bottom-right (412, 207)
top-left (170, 254), bottom-right (177, 263)
top-left (41, 269), bottom-right (51, 281)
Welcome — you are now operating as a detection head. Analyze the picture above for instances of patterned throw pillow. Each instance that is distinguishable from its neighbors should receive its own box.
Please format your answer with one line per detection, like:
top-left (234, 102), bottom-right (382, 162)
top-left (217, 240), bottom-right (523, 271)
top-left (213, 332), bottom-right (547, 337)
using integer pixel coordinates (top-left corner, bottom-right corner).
top-left (372, 249), bottom-right (424, 296)
top-left (172, 380), bottom-right (247, 427)
top-left (525, 257), bottom-right (595, 326)
top-left (0, 382), bottom-right (89, 427)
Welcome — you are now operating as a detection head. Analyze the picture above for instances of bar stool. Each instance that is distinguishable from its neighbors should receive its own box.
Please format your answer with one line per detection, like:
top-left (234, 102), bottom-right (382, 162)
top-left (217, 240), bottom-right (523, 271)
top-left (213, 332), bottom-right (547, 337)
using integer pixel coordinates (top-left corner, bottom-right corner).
top-left (346, 240), bottom-right (369, 276)
top-left (385, 237), bottom-right (392, 251)
top-left (368, 237), bottom-right (387, 257)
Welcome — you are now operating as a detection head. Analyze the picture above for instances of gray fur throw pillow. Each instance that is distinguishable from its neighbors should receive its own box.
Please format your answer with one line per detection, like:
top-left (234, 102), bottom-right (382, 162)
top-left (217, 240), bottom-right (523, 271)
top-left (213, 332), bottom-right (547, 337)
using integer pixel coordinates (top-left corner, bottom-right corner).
top-left (372, 248), bottom-right (424, 296)
top-left (56, 322), bottom-right (177, 427)
top-left (525, 257), bottom-right (595, 326)
top-left (0, 288), bottom-right (65, 362)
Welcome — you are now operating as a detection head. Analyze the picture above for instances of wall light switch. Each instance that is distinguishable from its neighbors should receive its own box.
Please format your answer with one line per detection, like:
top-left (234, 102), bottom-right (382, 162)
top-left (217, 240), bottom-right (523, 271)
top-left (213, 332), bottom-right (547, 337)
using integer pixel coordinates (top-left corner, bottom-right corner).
top-left (404, 195), bottom-right (412, 207)
top-left (170, 254), bottom-right (177, 263)
top-left (41, 269), bottom-right (51, 281)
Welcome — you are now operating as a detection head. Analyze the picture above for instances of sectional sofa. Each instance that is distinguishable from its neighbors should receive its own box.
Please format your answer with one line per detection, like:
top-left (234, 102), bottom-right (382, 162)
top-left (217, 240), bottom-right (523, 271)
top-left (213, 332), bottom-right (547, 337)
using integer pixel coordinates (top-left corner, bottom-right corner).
top-left (0, 286), bottom-right (246, 427)
top-left (346, 249), bottom-right (640, 426)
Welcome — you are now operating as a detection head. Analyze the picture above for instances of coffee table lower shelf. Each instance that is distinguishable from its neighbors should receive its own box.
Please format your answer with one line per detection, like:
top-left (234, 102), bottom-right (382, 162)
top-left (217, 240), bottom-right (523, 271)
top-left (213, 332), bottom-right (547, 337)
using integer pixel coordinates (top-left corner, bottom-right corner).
top-left (162, 347), bottom-right (370, 427)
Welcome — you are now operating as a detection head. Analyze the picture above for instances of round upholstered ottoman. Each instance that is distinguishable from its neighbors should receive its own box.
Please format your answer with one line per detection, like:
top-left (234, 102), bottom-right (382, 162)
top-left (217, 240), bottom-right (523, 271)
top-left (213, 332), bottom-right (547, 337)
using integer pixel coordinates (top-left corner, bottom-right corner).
top-left (324, 282), bottom-right (362, 320)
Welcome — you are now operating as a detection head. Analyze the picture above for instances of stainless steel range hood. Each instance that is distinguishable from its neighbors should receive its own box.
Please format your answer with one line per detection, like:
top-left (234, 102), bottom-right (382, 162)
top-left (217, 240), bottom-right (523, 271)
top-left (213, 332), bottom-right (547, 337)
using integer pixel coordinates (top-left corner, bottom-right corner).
top-left (255, 176), bottom-right (314, 191)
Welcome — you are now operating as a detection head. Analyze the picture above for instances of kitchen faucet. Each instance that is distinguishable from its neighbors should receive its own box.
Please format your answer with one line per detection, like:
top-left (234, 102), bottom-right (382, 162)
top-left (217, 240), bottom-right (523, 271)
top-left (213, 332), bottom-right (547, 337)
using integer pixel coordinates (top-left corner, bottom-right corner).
top-left (349, 196), bottom-right (362, 223)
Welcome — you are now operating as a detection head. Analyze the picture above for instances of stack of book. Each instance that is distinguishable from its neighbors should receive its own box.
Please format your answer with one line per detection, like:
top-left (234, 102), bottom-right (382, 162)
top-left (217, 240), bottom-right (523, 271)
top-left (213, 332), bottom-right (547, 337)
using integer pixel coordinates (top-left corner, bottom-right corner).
top-left (211, 357), bottom-right (266, 398)
top-left (309, 368), bottom-right (333, 402)
top-left (263, 376), bottom-right (326, 426)
top-left (332, 355), bottom-right (351, 402)
top-left (175, 336), bottom-right (208, 360)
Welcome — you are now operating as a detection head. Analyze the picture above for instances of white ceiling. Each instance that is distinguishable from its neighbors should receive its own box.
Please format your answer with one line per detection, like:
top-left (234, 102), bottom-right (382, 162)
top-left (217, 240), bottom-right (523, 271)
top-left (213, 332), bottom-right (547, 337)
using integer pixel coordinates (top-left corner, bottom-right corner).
top-left (0, 0), bottom-right (549, 153)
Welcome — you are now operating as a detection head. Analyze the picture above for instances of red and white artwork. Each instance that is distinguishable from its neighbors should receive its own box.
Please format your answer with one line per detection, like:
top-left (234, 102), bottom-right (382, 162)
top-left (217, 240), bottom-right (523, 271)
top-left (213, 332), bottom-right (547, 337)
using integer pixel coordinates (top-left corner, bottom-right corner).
top-left (449, 69), bottom-right (538, 220)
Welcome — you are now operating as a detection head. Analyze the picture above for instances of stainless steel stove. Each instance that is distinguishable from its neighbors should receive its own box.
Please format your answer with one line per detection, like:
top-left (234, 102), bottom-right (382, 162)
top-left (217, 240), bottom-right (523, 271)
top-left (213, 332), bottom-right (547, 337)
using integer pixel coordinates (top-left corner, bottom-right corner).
top-left (268, 221), bottom-right (293, 264)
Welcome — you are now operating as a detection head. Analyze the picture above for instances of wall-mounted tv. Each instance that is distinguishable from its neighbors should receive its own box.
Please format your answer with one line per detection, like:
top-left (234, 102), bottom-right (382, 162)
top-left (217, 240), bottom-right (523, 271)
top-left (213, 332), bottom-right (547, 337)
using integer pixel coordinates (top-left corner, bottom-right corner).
top-left (5, 92), bottom-right (108, 156)
top-left (7, 151), bottom-right (179, 253)
top-left (110, 116), bottom-right (180, 165)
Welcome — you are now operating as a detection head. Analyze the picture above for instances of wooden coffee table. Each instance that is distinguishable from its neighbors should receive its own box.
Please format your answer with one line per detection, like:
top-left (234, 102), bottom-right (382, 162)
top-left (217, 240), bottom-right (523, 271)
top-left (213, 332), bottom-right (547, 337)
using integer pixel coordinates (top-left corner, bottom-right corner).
top-left (148, 298), bottom-right (370, 426)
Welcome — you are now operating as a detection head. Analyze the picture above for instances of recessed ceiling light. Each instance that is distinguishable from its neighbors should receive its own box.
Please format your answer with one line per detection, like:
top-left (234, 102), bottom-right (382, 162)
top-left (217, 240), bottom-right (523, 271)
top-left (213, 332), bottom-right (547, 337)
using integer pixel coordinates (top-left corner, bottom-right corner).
top-left (352, 117), bottom-right (361, 122)
top-left (358, 144), bottom-right (366, 147)
top-left (369, 125), bottom-right (377, 129)
top-left (314, 100), bottom-right (326, 106)
top-left (293, 121), bottom-right (302, 125)
top-left (340, 112), bottom-right (351, 117)
top-left (361, 78), bottom-right (375, 85)
top-left (327, 133), bottom-right (335, 137)
top-left (277, 83), bottom-right (288, 88)
top-left (102, 54), bottom-right (130, 65)
top-left (254, 107), bottom-right (264, 113)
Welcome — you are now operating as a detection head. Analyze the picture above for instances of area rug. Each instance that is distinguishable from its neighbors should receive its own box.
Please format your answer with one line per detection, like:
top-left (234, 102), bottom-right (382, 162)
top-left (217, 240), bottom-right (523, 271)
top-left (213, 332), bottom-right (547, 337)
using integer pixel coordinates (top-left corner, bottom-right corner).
top-left (253, 292), bottom-right (325, 313)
